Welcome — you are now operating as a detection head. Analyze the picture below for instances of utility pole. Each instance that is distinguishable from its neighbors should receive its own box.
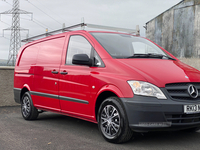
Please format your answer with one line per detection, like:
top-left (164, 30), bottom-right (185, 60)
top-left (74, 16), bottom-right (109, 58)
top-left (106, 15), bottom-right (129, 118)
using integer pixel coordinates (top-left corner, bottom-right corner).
top-left (0, 0), bottom-right (32, 66)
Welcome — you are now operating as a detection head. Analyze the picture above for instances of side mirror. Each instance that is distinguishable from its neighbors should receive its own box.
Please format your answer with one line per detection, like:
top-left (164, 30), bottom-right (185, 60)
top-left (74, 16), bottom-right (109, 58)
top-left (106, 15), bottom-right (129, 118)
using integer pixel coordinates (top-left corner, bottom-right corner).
top-left (72, 54), bottom-right (92, 66)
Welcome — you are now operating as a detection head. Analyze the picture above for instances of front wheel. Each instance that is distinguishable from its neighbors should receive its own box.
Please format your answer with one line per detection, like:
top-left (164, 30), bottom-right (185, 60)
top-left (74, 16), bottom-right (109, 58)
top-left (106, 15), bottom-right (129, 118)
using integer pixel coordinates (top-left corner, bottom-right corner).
top-left (98, 97), bottom-right (133, 143)
top-left (21, 92), bottom-right (39, 120)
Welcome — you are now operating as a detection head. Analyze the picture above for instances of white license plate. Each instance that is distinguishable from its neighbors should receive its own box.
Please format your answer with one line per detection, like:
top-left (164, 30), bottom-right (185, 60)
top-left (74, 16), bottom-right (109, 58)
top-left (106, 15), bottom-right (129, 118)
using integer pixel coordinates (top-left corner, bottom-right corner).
top-left (184, 104), bottom-right (200, 114)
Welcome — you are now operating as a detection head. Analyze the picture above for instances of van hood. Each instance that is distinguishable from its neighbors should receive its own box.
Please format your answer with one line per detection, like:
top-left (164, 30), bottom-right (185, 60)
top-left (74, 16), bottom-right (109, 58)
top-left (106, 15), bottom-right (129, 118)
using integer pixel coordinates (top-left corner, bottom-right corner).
top-left (118, 59), bottom-right (200, 87)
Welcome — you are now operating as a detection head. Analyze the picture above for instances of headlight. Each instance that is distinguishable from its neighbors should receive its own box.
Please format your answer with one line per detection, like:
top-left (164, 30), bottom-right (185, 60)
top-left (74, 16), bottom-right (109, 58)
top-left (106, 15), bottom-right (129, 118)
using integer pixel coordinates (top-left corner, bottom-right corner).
top-left (127, 81), bottom-right (167, 99)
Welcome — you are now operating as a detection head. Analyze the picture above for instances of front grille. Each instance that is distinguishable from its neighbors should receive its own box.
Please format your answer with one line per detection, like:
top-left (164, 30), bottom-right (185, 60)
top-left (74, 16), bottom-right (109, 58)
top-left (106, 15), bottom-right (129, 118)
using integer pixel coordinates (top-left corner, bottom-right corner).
top-left (165, 83), bottom-right (200, 100)
top-left (165, 113), bottom-right (200, 124)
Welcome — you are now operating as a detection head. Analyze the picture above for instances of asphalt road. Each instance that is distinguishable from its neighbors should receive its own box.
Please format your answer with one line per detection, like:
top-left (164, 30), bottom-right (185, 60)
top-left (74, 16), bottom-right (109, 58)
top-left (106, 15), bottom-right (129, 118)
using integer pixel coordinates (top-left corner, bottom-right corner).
top-left (1, 106), bottom-right (200, 150)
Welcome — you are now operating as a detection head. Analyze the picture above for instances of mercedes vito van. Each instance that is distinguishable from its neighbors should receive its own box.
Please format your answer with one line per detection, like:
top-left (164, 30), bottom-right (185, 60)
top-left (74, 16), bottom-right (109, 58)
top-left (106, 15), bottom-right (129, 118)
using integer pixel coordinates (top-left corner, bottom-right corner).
top-left (14, 24), bottom-right (200, 143)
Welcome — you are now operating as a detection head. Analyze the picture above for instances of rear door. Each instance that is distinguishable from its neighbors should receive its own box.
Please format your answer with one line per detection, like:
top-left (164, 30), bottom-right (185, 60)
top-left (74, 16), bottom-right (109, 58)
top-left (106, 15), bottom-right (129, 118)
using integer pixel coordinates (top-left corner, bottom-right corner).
top-left (32, 36), bottom-right (65, 111)
top-left (59, 33), bottom-right (94, 119)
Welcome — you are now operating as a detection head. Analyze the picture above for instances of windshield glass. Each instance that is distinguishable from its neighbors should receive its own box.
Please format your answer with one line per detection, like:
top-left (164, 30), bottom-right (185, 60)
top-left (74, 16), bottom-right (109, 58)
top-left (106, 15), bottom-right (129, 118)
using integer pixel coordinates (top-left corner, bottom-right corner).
top-left (90, 32), bottom-right (170, 59)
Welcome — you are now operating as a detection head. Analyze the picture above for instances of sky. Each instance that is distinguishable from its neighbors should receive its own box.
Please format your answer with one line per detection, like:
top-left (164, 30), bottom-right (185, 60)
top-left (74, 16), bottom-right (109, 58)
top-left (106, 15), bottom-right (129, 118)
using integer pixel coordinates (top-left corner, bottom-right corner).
top-left (0, 0), bottom-right (182, 60)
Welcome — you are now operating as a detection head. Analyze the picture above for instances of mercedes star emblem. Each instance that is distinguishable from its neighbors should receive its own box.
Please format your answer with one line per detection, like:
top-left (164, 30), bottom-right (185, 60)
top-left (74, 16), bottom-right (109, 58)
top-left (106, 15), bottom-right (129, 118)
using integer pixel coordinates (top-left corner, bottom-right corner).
top-left (188, 85), bottom-right (198, 99)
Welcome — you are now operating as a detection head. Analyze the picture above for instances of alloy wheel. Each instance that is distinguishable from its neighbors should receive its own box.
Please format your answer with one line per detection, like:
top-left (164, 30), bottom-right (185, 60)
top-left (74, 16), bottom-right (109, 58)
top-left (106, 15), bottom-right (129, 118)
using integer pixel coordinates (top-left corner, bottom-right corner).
top-left (100, 105), bottom-right (120, 137)
top-left (22, 96), bottom-right (31, 118)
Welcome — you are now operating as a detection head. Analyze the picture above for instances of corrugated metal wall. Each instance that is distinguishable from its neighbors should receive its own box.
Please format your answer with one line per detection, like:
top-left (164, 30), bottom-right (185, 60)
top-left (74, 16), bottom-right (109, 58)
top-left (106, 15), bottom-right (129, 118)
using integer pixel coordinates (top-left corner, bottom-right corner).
top-left (146, 0), bottom-right (200, 58)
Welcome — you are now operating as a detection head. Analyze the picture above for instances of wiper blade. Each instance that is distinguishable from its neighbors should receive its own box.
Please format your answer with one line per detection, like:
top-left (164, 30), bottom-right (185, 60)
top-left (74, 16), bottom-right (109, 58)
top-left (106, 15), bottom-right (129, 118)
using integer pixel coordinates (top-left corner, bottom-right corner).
top-left (127, 53), bottom-right (176, 60)
top-left (127, 54), bottom-right (149, 58)
top-left (147, 53), bottom-right (176, 60)
top-left (160, 55), bottom-right (176, 60)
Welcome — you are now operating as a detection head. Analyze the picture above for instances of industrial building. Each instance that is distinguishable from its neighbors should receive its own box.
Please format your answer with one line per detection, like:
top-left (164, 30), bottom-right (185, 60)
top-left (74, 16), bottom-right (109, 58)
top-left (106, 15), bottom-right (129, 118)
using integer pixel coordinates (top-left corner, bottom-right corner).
top-left (146, 0), bottom-right (200, 58)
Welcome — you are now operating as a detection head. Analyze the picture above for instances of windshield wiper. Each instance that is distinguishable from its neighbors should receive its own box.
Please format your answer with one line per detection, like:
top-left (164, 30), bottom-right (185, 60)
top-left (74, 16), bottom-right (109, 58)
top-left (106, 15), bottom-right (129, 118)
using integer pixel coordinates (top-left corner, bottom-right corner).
top-left (147, 53), bottom-right (176, 60)
top-left (127, 53), bottom-right (176, 60)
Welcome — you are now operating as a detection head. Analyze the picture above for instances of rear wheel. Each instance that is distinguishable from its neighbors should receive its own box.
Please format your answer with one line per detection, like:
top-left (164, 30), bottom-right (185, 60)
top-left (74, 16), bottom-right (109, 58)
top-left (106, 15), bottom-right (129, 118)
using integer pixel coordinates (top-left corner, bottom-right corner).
top-left (21, 92), bottom-right (38, 120)
top-left (98, 97), bottom-right (133, 143)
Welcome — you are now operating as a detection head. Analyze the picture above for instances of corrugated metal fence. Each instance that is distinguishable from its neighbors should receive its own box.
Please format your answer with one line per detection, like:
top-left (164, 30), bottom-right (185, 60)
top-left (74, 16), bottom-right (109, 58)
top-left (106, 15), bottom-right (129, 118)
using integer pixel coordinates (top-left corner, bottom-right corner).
top-left (146, 0), bottom-right (200, 58)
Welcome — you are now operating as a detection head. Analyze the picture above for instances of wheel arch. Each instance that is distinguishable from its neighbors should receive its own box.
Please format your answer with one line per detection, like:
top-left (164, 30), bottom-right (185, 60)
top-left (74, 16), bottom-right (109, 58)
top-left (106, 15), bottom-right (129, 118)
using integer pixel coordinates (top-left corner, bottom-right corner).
top-left (94, 85), bottom-right (124, 121)
top-left (20, 84), bottom-right (31, 102)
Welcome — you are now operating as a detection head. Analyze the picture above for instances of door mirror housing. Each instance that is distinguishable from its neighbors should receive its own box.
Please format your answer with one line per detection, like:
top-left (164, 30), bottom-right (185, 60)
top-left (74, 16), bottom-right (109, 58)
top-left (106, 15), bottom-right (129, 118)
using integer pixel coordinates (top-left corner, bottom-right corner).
top-left (72, 54), bottom-right (92, 66)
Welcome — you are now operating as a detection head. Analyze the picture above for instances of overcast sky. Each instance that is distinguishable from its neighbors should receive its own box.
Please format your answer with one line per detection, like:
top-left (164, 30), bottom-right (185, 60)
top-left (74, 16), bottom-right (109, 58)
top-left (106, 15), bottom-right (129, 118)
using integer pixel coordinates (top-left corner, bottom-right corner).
top-left (0, 0), bottom-right (181, 60)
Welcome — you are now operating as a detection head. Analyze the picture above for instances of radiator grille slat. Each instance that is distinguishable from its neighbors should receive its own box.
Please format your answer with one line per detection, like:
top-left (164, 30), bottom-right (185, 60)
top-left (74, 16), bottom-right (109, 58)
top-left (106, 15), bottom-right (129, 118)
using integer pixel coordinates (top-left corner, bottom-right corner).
top-left (165, 83), bottom-right (200, 100)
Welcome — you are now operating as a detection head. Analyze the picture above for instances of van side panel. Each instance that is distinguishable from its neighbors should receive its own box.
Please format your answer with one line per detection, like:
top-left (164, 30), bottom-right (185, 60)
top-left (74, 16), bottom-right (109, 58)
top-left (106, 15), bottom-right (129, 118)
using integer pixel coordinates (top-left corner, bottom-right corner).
top-left (14, 44), bottom-right (39, 103)
top-left (32, 37), bottom-right (65, 111)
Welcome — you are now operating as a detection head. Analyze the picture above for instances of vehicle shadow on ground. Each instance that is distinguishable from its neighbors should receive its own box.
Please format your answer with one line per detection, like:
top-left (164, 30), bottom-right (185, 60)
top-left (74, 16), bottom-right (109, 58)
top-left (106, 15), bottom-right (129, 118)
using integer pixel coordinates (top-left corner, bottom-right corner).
top-left (126, 131), bottom-right (200, 149)
top-left (36, 112), bottom-right (98, 128)
top-left (35, 112), bottom-right (100, 136)
top-left (35, 112), bottom-right (200, 147)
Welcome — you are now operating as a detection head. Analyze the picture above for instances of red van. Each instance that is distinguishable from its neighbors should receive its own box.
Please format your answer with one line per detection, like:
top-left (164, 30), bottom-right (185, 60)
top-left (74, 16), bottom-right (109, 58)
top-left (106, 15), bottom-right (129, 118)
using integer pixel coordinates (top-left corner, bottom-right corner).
top-left (14, 24), bottom-right (200, 143)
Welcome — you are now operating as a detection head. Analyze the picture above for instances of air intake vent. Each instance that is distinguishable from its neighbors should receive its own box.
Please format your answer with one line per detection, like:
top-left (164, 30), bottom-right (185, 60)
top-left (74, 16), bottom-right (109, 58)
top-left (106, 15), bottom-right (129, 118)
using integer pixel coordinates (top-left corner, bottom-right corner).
top-left (165, 113), bottom-right (200, 124)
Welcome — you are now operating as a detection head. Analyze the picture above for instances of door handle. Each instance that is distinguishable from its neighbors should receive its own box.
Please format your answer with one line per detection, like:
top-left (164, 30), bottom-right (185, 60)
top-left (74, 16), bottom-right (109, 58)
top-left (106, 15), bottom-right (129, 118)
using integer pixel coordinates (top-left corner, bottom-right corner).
top-left (60, 71), bottom-right (68, 75)
top-left (51, 70), bottom-right (59, 74)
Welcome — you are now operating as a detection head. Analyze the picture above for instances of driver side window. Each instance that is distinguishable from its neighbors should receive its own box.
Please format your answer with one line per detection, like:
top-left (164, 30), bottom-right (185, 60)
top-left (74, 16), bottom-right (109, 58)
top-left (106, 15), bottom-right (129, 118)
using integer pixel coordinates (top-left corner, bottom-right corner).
top-left (66, 35), bottom-right (92, 65)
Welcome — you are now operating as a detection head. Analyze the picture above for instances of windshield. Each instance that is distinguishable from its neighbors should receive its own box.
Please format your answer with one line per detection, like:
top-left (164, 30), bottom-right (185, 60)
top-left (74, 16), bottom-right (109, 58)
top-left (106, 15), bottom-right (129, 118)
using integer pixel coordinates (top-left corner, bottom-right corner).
top-left (90, 32), bottom-right (171, 59)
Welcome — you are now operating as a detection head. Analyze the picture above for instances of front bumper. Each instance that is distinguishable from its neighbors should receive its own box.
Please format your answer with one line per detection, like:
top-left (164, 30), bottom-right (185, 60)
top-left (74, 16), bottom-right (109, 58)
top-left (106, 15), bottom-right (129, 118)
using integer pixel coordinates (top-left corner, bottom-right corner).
top-left (121, 94), bottom-right (200, 132)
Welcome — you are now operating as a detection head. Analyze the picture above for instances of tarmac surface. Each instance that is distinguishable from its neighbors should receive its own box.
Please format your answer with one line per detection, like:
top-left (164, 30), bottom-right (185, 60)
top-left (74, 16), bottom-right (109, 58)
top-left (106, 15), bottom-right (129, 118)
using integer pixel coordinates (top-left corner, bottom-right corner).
top-left (1, 106), bottom-right (200, 150)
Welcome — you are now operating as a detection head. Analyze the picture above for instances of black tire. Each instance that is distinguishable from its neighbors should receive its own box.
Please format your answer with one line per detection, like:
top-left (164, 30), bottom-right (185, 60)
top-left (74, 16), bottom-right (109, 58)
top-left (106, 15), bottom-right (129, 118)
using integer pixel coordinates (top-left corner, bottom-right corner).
top-left (21, 92), bottom-right (39, 120)
top-left (97, 97), bottom-right (133, 143)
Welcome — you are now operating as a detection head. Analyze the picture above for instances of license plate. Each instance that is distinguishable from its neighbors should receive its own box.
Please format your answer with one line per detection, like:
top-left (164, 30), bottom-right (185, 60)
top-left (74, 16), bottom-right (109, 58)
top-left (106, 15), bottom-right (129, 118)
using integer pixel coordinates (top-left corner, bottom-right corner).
top-left (184, 104), bottom-right (200, 114)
